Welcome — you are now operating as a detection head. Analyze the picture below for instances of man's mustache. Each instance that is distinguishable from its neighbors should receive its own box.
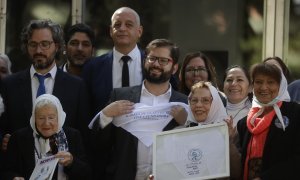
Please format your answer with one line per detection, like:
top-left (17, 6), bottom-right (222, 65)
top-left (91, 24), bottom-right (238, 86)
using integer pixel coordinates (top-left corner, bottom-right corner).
top-left (149, 67), bottom-right (163, 72)
top-left (33, 54), bottom-right (47, 58)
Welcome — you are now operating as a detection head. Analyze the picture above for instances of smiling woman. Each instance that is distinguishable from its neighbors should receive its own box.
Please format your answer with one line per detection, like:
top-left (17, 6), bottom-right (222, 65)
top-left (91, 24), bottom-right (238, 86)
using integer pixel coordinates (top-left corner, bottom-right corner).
top-left (179, 52), bottom-right (218, 96)
top-left (237, 62), bottom-right (300, 179)
top-left (35, 102), bottom-right (59, 138)
top-left (184, 81), bottom-right (242, 179)
top-left (223, 65), bottom-right (252, 127)
top-left (187, 81), bottom-right (225, 124)
top-left (3, 94), bottom-right (91, 180)
top-left (178, 51), bottom-right (227, 106)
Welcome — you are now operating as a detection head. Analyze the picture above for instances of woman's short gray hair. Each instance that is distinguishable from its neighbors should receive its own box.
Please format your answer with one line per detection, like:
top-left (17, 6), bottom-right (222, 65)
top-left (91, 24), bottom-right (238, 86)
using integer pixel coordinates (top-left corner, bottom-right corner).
top-left (0, 53), bottom-right (12, 74)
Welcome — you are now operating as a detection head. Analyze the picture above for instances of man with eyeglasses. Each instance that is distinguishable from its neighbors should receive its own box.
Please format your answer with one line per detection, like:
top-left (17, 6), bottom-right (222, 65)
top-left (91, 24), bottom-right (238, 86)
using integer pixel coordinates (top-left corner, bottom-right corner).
top-left (0, 19), bottom-right (91, 153)
top-left (89, 39), bottom-right (188, 180)
top-left (62, 23), bottom-right (95, 76)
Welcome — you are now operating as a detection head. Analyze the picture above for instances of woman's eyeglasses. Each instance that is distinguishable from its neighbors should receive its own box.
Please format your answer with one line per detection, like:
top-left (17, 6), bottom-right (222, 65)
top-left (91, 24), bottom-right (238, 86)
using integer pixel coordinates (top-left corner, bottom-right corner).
top-left (185, 66), bottom-right (207, 75)
top-left (189, 96), bottom-right (213, 105)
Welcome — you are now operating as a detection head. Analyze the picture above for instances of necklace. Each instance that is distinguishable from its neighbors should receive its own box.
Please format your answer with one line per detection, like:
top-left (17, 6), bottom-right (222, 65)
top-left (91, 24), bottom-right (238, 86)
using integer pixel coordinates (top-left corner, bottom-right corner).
top-left (226, 105), bottom-right (249, 120)
top-left (226, 99), bottom-right (251, 120)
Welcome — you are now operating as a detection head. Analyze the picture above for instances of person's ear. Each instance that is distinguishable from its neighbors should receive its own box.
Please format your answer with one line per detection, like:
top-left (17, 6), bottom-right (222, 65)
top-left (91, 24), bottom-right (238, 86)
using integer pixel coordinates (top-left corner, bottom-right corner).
top-left (137, 26), bottom-right (143, 38)
top-left (109, 26), bottom-right (113, 38)
top-left (179, 69), bottom-right (183, 81)
top-left (172, 64), bottom-right (178, 75)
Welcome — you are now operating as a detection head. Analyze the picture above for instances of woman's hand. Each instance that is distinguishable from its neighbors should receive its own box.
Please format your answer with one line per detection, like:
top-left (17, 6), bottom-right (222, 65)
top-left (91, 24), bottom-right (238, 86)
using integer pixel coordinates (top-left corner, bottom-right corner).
top-left (148, 174), bottom-right (154, 180)
top-left (1, 133), bottom-right (11, 152)
top-left (102, 100), bottom-right (134, 117)
top-left (55, 151), bottom-right (73, 167)
top-left (170, 105), bottom-right (187, 125)
top-left (224, 116), bottom-right (235, 139)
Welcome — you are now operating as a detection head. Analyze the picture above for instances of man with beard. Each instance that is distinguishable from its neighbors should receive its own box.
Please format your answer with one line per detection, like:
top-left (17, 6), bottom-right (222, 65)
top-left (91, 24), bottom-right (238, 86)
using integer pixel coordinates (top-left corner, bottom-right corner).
top-left (62, 23), bottom-right (95, 76)
top-left (0, 19), bottom-right (91, 153)
top-left (88, 39), bottom-right (188, 180)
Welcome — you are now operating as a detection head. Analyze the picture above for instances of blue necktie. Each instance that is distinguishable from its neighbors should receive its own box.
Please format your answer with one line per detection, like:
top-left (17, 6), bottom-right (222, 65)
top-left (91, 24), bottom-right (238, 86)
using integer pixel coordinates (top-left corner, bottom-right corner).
top-left (35, 73), bottom-right (51, 97)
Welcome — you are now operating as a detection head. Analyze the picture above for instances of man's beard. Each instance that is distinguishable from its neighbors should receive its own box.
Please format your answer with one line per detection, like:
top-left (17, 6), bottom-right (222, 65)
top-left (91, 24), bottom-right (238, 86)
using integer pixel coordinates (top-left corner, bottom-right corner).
top-left (144, 66), bottom-right (173, 84)
top-left (67, 53), bottom-right (88, 67)
top-left (32, 54), bottom-right (55, 70)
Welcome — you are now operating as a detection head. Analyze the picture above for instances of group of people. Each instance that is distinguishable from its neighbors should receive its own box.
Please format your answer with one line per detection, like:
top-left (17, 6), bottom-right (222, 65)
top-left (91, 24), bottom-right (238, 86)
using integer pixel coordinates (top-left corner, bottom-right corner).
top-left (0, 5), bottom-right (300, 180)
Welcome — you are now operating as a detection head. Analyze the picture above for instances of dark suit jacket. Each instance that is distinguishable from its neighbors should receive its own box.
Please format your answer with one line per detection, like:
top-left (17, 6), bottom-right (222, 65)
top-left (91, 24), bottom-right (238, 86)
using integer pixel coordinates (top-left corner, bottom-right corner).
top-left (93, 85), bottom-right (188, 180)
top-left (237, 101), bottom-right (300, 179)
top-left (2, 127), bottom-right (91, 180)
top-left (82, 51), bottom-right (145, 115)
top-left (288, 79), bottom-right (300, 103)
top-left (0, 68), bottom-right (91, 136)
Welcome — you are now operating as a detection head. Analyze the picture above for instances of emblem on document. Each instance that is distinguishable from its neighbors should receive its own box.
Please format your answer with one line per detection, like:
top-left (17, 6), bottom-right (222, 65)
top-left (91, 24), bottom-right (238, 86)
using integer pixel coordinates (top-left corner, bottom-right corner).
top-left (188, 149), bottom-right (203, 162)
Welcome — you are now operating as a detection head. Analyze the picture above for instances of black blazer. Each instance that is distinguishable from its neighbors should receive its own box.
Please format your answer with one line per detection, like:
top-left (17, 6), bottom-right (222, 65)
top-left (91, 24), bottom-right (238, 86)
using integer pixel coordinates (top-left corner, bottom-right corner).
top-left (0, 68), bottom-right (91, 136)
top-left (237, 101), bottom-right (300, 179)
top-left (82, 51), bottom-right (145, 115)
top-left (93, 85), bottom-right (188, 180)
top-left (2, 127), bottom-right (91, 180)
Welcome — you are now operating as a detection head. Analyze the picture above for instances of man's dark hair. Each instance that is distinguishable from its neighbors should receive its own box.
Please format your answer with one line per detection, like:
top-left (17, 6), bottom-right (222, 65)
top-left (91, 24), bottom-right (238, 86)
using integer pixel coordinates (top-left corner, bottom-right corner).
top-left (20, 19), bottom-right (64, 55)
top-left (145, 39), bottom-right (179, 64)
top-left (65, 23), bottom-right (95, 47)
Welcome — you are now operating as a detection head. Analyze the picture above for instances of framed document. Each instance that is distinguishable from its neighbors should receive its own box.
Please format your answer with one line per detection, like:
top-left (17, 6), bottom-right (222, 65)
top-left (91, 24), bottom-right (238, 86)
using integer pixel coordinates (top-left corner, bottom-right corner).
top-left (153, 123), bottom-right (229, 180)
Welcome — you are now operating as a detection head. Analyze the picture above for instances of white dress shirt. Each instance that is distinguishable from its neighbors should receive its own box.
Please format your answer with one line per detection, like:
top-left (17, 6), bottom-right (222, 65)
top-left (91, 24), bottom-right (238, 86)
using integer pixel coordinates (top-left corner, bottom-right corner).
top-left (135, 83), bottom-right (172, 180)
top-left (62, 63), bottom-right (67, 72)
top-left (97, 81), bottom-right (172, 180)
top-left (30, 65), bottom-right (57, 103)
top-left (112, 45), bottom-right (143, 88)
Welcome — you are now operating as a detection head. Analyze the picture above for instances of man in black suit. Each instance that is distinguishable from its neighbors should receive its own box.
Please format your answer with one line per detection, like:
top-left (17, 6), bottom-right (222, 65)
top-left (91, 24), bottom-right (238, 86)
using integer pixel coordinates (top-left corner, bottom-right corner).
top-left (89, 39), bottom-right (188, 180)
top-left (0, 19), bottom-right (90, 152)
top-left (82, 7), bottom-right (144, 115)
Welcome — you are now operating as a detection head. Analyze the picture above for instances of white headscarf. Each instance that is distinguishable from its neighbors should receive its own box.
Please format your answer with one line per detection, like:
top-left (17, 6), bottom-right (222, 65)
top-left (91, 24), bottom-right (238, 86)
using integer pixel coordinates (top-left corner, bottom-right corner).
top-left (251, 71), bottom-right (290, 131)
top-left (30, 94), bottom-right (66, 156)
top-left (187, 83), bottom-right (228, 125)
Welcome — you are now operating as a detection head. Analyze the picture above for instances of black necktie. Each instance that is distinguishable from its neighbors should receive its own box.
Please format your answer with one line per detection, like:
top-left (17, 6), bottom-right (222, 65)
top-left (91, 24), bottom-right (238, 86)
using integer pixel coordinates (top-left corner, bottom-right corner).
top-left (35, 73), bottom-right (51, 97)
top-left (121, 56), bottom-right (130, 87)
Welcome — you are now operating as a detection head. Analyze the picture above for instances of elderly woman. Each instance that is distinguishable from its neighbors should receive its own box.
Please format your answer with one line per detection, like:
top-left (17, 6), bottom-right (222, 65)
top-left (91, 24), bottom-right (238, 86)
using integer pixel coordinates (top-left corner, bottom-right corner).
top-left (0, 53), bottom-right (11, 120)
top-left (223, 65), bottom-right (252, 128)
top-left (237, 62), bottom-right (300, 179)
top-left (3, 94), bottom-right (91, 180)
top-left (186, 81), bottom-right (241, 179)
top-left (187, 81), bottom-right (227, 125)
top-left (0, 53), bottom-right (12, 80)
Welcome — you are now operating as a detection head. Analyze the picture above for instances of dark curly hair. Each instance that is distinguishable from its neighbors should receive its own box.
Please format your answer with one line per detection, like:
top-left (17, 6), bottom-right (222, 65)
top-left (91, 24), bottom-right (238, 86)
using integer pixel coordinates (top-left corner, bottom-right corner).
top-left (20, 19), bottom-right (65, 58)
